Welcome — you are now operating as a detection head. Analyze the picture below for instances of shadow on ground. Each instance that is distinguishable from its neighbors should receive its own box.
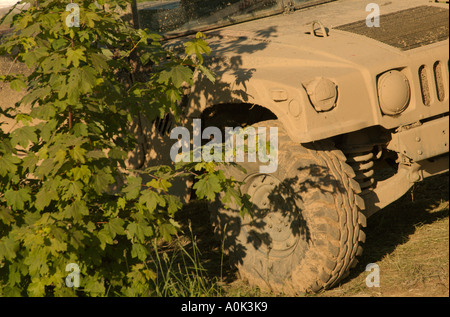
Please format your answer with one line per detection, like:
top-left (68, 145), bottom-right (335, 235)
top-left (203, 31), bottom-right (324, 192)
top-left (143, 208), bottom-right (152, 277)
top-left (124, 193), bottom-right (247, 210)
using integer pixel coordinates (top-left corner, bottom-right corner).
top-left (175, 199), bottom-right (239, 284)
top-left (327, 172), bottom-right (449, 289)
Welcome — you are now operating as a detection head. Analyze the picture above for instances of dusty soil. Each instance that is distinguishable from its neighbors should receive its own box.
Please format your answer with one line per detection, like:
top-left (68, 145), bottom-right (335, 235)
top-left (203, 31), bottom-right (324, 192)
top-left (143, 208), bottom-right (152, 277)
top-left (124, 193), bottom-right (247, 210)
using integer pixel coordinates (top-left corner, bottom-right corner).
top-left (0, 55), bottom-right (31, 133)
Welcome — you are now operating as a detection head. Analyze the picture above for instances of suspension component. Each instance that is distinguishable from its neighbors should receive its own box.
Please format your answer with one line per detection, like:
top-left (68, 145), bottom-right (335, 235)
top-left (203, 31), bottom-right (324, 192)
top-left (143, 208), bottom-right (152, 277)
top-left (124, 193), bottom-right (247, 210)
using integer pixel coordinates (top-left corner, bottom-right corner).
top-left (344, 145), bottom-right (377, 195)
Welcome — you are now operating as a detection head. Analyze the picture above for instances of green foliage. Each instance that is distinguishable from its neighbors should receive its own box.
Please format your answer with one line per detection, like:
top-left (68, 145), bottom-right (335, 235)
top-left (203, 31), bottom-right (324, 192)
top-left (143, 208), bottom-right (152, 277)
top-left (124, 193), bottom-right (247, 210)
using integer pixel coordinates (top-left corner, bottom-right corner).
top-left (0, 0), bottom-right (249, 296)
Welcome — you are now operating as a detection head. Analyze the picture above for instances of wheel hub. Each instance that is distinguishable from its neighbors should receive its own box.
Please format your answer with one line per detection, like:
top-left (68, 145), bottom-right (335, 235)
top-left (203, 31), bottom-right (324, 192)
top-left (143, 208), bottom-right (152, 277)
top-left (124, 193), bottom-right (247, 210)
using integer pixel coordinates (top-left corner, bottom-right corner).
top-left (244, 174), bottom-right (301, 258)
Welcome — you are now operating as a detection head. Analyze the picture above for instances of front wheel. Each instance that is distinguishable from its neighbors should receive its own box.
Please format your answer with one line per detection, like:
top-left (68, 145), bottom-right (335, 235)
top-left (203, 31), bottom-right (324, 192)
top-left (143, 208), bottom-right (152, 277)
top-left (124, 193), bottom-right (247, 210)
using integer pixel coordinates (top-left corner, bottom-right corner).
top-left (210, 120), bottom-right (367, 294)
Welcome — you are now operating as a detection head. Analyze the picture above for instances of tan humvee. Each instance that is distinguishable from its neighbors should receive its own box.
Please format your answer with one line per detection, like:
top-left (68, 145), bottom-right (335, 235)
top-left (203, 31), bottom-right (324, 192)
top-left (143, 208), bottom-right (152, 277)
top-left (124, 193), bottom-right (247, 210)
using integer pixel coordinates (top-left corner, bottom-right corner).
top-left (135, 0), bottom-right (448, 294)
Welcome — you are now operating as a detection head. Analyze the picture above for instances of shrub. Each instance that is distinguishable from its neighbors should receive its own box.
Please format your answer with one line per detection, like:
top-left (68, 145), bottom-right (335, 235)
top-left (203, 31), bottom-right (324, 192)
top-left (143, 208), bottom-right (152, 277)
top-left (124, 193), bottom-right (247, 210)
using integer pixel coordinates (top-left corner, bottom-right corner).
top-left (0, 0), bottom-right (248, 296)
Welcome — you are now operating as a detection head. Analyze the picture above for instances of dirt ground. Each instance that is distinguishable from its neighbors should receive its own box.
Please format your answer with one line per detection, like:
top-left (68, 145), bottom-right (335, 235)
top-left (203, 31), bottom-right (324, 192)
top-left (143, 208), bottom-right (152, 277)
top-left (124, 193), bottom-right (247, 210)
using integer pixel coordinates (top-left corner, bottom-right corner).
top-left (318, 172), bottom-right (449, 297)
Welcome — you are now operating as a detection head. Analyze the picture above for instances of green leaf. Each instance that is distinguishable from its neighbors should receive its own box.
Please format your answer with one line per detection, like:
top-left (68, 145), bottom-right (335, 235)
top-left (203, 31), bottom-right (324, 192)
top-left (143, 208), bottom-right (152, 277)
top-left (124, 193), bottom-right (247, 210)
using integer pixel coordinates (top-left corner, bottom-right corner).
top-left (22, 152), bottom-right (38, 174)
top-left (8, 264), bottom-right (22, 287)
top-left (123, 176), bottom-right (142, 200)
top-left (10, 126), bottom-right (37, 148)
top-left (184, 36), bottom-right (211, 64)
top-left (21, 86), bottom-right (52, 105)
top-left (0, 206), bottom-right (14, 225)
top-left (51, 37), bottom-right (68, 50)
top-left (22, 47), bottom-right (48, 68)
top-left (193, 175), bottom-right (221, 201)
top-left (139, 189), bottom-right (165, 213)
top-left (70, 229), bottom-right (85, 250)
top-left (64, 200), bottom-right (89, 221)
top-left (38, 119), bottom-right (58, 142)
top-left (159, 221), bottom-right (178, 242)
top-left (66, 47), bottom-right (86, 68)
top-left (15, 113), bottom-right (33, 124)
top-left (158, 65), bottom-right (193, 88)
top-left (27, 281), bottom-right (46, 297)
top-left (71, 165), bottom-right (91, 183)
top-left (79, 66), bottom-right (97, 94)
top-left (131, 243), bottom-right (148, 261)
top-left (83, 11), bottom-right (101, 28)
top-left (73, 122), bottom-right (88, 137)
top-left (67, 68), bottom-right (81, 103)
top-left (117, 197), bottom-right (126, 210)
top-left (105, 218), bottom-right (125, 238)
top-left (84, 276), bottom-right (106, 296)
top-left (35, 158), bottom-right (55, 178)
top-left (69, 145), bottom-right (86, 163)
top-left (86, 150), bottom-right (107, 160)
top-left (166, 195), bottom-right (182, 216)
top-left (146, 178), bottom-right (172, 191)
top-left (0, 236), bottom-right (18, 261)
top-left (61, 180), bottom-right (83, 200)
top-left (4, 187), bottom-right (31, 211)
top-left (35, 185), bottom-right (58, 211)
top-left (48, 235), bottom-right (68, 256)
top-left (127, 221), bottom-right (153, 243)
top-left (90, 53), bottom-right (109, 72)
top-left (98, 228), bottom-right (113, 249)
top-left (198, 64), bottom-right (216, 83)
top-left (91, 170), bottom-right (114, 194)
top-left (30, 104), bottom-right (56, 120)
top-left (17, 12), bottom-right (33, 29)
top-left (0, 154), bottom-right (21, 176)
top-left (10, 78), bottom-right (27, 92)
top-left (108, 147), bottom-right (127, 160)
top-left (25, 247), bottom-right (49, 276)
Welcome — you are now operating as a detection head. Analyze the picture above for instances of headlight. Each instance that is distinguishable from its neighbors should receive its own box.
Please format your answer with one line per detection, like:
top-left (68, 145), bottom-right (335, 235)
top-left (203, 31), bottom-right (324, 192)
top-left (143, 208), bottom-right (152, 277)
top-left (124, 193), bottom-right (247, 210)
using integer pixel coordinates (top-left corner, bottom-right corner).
top-left (303, 77), bottom-right (338, 112)
top-left (377, 70), bottom-right (410, 115)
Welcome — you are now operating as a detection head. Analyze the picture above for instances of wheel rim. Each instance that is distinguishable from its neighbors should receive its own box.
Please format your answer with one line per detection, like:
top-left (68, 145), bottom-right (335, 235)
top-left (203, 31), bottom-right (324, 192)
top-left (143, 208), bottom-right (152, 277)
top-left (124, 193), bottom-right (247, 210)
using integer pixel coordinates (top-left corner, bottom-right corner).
top-left (243, 173), bottom-right (302, 258)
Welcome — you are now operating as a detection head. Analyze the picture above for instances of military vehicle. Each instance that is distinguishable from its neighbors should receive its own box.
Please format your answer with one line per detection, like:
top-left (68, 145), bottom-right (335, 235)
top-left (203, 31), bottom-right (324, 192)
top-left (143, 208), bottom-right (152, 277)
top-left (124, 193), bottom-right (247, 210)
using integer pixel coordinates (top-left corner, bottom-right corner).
top-left (134, 0), bottom-right (449, 294)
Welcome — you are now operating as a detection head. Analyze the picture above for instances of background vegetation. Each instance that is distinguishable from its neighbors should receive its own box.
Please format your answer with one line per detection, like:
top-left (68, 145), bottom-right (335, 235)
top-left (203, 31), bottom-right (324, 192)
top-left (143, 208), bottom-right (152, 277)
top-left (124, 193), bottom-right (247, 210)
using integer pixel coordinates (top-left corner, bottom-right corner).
top-left (0, 0), bottom-right (248, 296)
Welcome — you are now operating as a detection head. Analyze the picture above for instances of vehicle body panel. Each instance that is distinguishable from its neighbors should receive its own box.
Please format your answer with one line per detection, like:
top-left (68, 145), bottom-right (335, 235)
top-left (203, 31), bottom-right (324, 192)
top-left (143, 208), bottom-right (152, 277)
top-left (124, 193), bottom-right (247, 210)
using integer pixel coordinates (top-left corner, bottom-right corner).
top-left (180, 0), bottom-right (448, 143)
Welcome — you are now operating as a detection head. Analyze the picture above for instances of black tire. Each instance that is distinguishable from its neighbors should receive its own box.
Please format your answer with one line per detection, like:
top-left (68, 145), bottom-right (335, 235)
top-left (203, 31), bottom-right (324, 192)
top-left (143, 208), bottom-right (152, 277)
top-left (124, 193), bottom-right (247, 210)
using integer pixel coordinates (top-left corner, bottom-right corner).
top-left (210, 120), bottom-right (367, 294)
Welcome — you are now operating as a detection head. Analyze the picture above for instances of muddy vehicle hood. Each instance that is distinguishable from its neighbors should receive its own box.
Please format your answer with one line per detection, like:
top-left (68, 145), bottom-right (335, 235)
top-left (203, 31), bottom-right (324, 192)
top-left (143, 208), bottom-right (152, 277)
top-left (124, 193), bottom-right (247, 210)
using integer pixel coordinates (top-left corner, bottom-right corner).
top-left (206, 0), bottom-right (448, 71)
top-left (187, 0), bottom-right (448, 143)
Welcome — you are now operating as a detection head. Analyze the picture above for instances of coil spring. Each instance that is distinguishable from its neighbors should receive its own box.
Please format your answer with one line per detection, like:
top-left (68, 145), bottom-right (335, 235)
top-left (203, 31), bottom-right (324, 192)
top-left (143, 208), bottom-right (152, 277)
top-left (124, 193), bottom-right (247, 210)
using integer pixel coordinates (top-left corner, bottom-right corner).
top-left (344, 145), bottom-right (377, 195)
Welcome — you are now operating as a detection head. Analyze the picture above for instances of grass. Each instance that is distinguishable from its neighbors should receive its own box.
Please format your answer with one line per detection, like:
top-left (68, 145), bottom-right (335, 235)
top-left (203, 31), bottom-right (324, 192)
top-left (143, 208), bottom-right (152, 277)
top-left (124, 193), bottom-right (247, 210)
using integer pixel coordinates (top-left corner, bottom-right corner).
top-left (147, 230), bottom-right (224, 297)
top-left (313, 172), bottom-right (449, 297)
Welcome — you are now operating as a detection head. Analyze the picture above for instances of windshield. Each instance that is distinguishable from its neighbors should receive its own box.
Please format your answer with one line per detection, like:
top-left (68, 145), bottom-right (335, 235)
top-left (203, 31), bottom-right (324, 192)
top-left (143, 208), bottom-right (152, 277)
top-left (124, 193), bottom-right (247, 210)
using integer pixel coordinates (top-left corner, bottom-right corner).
top-left (138, 0), bottom-right (320, 36)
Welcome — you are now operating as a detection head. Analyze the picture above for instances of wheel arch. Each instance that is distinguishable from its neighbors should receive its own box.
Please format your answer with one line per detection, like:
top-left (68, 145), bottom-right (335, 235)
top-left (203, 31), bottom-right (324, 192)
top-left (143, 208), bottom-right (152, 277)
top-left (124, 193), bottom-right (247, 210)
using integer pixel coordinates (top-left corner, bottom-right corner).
top-left (184, 72), bottom-right (302, 140)
top-left (199, 102), bottom-right (278, 128)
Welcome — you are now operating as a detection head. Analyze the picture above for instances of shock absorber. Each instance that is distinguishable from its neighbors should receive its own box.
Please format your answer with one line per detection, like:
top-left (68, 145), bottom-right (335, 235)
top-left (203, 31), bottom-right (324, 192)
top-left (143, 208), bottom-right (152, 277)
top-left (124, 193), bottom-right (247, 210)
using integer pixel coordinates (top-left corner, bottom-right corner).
top-left (339, 128), bottom-right (390, 196)
top-left (344, 145), bottom-right (376, 196)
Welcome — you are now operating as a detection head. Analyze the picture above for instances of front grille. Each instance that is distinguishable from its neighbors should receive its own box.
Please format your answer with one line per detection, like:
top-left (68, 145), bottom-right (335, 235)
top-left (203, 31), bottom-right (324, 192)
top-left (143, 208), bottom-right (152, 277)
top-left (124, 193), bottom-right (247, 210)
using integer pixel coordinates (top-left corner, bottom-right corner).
top-left (418, 60), bottom-right (448, 106)
top-left (335, 6), bottom-right (449, 51)
top-left (419, 65), bottom-right (431, 106)
top-left (433, 61), bottom-right (446, 102)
